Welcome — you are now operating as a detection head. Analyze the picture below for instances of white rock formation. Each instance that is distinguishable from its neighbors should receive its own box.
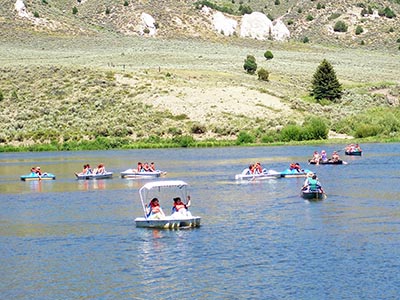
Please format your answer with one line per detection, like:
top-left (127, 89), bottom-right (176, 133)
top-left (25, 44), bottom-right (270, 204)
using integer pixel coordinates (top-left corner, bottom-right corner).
top-left (140, 12), bottom-right (156, 36)
top-left (213, 12), bottom-right (237, 36)
top-left (15, 0), bottom-right (30, 18)
top-left (240, 12), bottom-right (273, 40)
top-left (240, 12), bottom-right (290, 41)
top-left (272, 18), bottom-right (290, 41)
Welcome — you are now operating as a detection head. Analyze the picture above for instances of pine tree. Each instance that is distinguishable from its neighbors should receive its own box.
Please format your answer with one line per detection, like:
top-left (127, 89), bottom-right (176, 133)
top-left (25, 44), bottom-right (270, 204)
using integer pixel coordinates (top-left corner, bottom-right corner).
top-left (311, 59), bottom-right (342, 101)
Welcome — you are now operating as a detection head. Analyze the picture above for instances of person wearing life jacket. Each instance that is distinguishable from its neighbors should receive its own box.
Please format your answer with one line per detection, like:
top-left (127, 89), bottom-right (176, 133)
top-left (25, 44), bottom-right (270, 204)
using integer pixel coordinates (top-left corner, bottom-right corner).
top-left (290, 162), bottom-right (303, 173)
top-left (172, 196), bottom-right (191, 214)
top-left (302, 173), bottom-right (324, 193)
top-left (146, 198), bottom-right (165, 219)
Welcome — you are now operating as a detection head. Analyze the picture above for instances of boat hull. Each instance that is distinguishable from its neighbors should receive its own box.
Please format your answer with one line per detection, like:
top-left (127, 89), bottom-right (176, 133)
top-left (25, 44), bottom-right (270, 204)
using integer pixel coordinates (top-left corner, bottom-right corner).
top-left (302, 191), bottom-right (325, 200)
top-left (345, 151), bottom-right (362, 156)
top-left (121, 169), bottom-right (165, 179)
top-left (75, 172), bottom-right (113, 180)
top-left (20, 173), bottom-right (56, 181)
top-left (309, 160), bottom-right (344, 165)
top-left (235, 171), bottom-right (281, 181)
top-left (135, 216), bottom-right (201, 229)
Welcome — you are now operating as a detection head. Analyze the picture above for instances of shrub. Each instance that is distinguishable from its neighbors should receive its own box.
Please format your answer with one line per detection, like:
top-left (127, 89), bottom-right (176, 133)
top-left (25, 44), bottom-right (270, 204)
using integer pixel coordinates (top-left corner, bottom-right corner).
top-left (355, 124), bottom-right (381, 138)
top-left (257, 68), bottom-right (269, 81)
top-left (306, 14), bottom-right (314, 21)
top-left (0, 90), bottom-right (3, 101)
top-left (302, 36), bottom-right (310, 43)
top-left (280, 124), bottom-right (302, 141)
top-left (303, 117), bottom-right (328, 140)
top-left (274, 0), bottom-right (280, 5)
top-left (334, 21), bottom-right (348, 32)
top-left (355, 25), bottom-right (363, 35)
top-left (287, 19), bottom-right (294, 25)
top-left (243, 55), bottom-right (257, 74)
top-left (311, 59), bottom-right (342, 101)
top-left (239, 5), bottom-right (252, 15)
top-left (264, 50), bottom-right (274, 60)
top-left (236, 131), bottom-right (255, 144)
top-left (33, 11), bottom-right (40, 18)
top-left (124, 1), bottom-right (129, 6)
top-left (105, 8), bottom-right (110, 14)
top-left (72, 6), bottom-right (78, 14)
top-left (191, 123), bottom-right (206, 134)
top-left (173, 135), bottom-right (195, 147)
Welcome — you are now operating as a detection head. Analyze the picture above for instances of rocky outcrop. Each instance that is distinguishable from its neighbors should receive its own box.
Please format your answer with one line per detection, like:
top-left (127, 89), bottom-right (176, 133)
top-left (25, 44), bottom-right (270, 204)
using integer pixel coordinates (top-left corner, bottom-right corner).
top-left (212, 12), bottom-right (237, 36)
top-left (140, 13), bottom-right (157, 36)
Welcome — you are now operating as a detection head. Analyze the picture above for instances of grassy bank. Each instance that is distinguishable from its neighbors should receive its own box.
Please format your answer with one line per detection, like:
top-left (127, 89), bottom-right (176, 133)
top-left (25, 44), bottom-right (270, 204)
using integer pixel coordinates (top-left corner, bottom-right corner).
top-left (1, 35), bottom-right (399, 151)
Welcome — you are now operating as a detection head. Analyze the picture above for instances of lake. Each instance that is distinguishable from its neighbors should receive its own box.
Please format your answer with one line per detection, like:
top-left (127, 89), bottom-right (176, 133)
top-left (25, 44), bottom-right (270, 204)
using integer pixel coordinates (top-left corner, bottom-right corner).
top-left (1, 143), bottom-right (399, 299)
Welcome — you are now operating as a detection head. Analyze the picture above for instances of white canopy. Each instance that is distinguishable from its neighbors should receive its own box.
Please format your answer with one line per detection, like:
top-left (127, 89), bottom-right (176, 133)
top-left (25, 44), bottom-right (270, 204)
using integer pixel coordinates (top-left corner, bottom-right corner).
top-left (140, 180), bottom-right (188, 191)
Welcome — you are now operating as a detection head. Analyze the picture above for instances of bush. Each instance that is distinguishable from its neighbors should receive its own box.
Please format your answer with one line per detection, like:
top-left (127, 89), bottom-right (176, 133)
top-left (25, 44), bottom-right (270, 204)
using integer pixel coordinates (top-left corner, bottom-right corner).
top-left (264, 50), bottom-right (274, 60)
top-left (243, 55), bottom-right (257, 74)
top-left (306, 14), bottom-right (314, 21)
top-left (280, 124), bottom-right (302, 142)
top-left (191, 123), bottom-right (206, 134)
top-left (236, 131), bottom-right (255, 144)
top-left (257, 68), bottom-right (269, 81)
top-left (355, 25), bottom-right (363, 35)
top-left (124, 1), bottom-right (129, 6)
top-left (33, 11), bottom-right (40, 18)
top-left (303, 117), bottom-right (328, 140)
top-left (72, 6), bottom-right (78, 14)
top-left (302, 36), bottom-right (310, 43)
top-left (0, 90), bottom-right (3, 101)
top-left (334, 21), bottom-right (348, 32)
top-left (173, 135), bottom-right (195, 147)
top-left (355, 124), bottom-right (381, 138)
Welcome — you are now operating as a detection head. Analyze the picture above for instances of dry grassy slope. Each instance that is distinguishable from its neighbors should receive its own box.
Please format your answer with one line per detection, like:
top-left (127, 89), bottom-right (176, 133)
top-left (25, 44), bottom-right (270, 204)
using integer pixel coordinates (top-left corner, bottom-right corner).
top-left (1, 0), bottom-right (399, 48)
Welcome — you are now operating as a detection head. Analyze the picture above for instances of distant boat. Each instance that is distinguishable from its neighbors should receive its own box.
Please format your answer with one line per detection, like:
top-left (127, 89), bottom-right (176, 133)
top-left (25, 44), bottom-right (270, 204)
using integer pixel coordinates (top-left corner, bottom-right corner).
top-left (120, 169), bottom-right (167, 179)
top-left (20, 172), bottom-right (56, 181)
top-left (309, 159), bottom-right (346, 165)
top-left (75, 172), bottom-right (113, 180)
top-left (234, 168), bottom-right (281, 181)
top-left (345, 150), bottom-right (362, 156)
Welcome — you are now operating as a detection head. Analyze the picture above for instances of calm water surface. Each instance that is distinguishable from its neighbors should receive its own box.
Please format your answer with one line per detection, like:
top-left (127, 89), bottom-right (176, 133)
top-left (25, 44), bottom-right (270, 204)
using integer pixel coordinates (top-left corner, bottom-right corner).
top-left (1, 143), bottom-right (399, 299)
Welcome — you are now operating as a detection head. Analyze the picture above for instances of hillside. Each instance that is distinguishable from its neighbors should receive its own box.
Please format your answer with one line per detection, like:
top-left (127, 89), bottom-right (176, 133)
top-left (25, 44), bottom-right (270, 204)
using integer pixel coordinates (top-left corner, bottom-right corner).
top-left (0, 0), bottom-right (399, 149)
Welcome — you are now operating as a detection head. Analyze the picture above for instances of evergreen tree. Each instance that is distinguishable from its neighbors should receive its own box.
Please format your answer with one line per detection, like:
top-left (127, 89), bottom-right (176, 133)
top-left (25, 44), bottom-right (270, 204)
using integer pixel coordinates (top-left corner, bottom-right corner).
top-left (311, 59), bottom-right (342, 101)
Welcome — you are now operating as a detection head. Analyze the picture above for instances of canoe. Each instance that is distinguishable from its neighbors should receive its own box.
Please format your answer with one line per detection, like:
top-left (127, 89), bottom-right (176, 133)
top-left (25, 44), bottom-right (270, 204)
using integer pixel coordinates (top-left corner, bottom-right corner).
top-left (121, 168), bottom-right (166, 179)
top-left (75, 172), bottom-right (113, 180)
top-left (301, 190), bottom-right (326, 200)
top-left (345, 151), bottom-right (362, 156)
top-left (235, 168), bottom-right (281, 181)
top-left (20, 172), bottom-right (56, 181)
top-left (134, 180), bottom-right (201, 229)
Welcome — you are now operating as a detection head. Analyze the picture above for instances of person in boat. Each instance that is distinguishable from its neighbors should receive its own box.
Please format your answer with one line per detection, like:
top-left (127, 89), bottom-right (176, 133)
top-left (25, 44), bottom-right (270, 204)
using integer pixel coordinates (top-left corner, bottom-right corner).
top-left (320, 150), bottom-right (328, 162)
top-left (171, 196), bottom-right (192, 216)
top-left (302, 173), bottom-right (324, 193)
top-left (95, 163), bottom-right (105, 174)
top-left (34, 166), bottom-right (42, 176)
top-left (150, 162), bottom-right (156, 172)
top-left (142, 162), bottom-right (151, 172)
top-left (354, 144), bottom-right (362, 152)
top-left (290, 162), bottom-right (303, 173)
top-left (254, 162), bottom-right (263, 174)
top-left (146, 198), bottom-right (165, 219)
top-left (309, 151), bottom-right (321, 164)
top-left (135, 162), bottom-right (143, 172)
top-left (331, 151), bottom-right (341, 162)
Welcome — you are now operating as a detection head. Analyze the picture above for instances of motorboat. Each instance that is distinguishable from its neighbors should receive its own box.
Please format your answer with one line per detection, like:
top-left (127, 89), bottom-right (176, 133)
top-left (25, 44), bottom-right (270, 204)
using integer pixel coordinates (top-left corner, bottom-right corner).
top-left (75, 172), bottom-right (113, 180)
top-left (121, 169), bottom-right (167, 179)
top-left (134, 180), bottom-right (201, 229)
top-left (20, 172), bottom-right (56, 181)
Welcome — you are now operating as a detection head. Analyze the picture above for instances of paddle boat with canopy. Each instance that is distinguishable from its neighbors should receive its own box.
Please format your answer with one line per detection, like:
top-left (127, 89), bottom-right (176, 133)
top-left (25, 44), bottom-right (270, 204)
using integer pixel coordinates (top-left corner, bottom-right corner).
top-left (134, 180), bottom-right (201, 229)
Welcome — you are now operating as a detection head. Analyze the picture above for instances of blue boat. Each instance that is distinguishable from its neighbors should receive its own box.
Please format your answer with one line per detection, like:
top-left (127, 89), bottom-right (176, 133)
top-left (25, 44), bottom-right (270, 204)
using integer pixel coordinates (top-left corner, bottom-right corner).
top-left (20, 172), bottom-right (56, 181)
top-left (279, 168), bottom-right (313, 178)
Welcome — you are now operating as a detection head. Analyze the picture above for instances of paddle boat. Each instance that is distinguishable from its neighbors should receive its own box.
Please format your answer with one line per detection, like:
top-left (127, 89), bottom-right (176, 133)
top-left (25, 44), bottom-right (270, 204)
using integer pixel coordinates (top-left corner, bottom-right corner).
top-left (20, 172), bottom-right (56, 181)
top-left (301, 172), bottom-right (326, 200)
top-left (235, 168), bottom-right (281, 181)
top-left (121, 169), bottom-right (167, 179)
top-left (345, 150), bottom-right (362, 156)
top-left (308, 159), bottom-right (346, 165)
top-left (279, 168), bottom-right (314, 178)
top-left (134, 180), bottom-right (201, 229)
top-left (75, 172), bottom-right (113, 180)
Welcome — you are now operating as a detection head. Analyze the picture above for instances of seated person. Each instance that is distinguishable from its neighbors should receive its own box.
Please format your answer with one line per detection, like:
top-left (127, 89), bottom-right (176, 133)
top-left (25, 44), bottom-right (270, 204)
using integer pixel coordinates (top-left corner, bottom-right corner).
top-left (331, 151), bottom-right (340, 162)
top-left (150, 162), bottom-right (156, 172)
top-left (96, 163), bottom-right (105, 174)
top-left (35, 166), bottom-right (42, 176)
top-left (290, 162), bottom-right (303, 172)
top-left (171, 196), bottom-right (192, 217)
top-left (142, 162), bottom-right (151, 172)
top-left (135, 162), bottom-right (143, 172)
top-left (146, 198), bottom-right (165, 219)
top-left (302, 174), bottom-right (324, 193)
top-left (309, 151), bottom-right (321, 164)
top-left (254, 162), bottom-right (263, 174)
top-left (320, 150), bottom-right (328, 162)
